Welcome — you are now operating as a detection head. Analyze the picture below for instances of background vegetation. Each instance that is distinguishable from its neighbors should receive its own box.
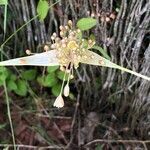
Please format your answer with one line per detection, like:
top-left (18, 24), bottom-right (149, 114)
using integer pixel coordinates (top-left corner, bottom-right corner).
top-left (0, 0), bottom-right (150, 149)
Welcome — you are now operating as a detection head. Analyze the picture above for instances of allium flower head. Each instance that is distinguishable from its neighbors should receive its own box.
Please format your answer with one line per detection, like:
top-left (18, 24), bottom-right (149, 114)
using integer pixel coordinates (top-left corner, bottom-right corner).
top-left (0, 19), bottom-right (149, 109)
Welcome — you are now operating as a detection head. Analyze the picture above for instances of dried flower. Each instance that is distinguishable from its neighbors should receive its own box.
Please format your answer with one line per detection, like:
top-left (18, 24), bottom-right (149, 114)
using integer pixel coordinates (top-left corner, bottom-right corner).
top-left (64, 84), bottom-right (70, 97)
top-left (53, 95), bottom-right (64, 108)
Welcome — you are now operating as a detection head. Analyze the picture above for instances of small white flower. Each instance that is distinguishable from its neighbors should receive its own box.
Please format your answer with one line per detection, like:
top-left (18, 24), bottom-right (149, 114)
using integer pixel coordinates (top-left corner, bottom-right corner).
top-left (64, 84), bottom-right (70, 97)
top-left (53, 95), bottom-right (64, 108)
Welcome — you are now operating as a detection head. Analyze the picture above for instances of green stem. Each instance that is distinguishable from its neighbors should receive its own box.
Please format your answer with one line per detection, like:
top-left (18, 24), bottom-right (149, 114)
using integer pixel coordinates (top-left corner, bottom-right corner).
top-left (3, 81), bottom-right (16, 150)
top-left (60, 70), bottom-right (67, 94)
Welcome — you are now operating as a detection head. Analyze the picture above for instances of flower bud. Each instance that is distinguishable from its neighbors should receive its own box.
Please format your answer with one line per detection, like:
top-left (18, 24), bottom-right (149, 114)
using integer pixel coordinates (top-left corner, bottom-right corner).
top-left (105, 17), bottom-right (110, 22)
top-left (110, 13), bottom-right (116, 19)
top-left (44, 45), bottom-right (49, 51)
top-left (60, 31), bottom-right (64, 37)
top-left (53, 95), bottom-right (64, 108)
top-left (51, 36), bottom-right (55, 40)
top-left (68, 20), bottom-right (72, 27)
top-left (51, 44), bottom-right (56, 49)
top-left (52, 32), bottom-right (57, 38)
top-left (59, 25), bottom-right (64, 30)
top-left (26, 49), bottom-right (31, 55)
top-left (70, 74), bottom-right (74, 79)
top-left (64, 84), bottom-right (70, 97)
top-left (91, 13), bottom-right (95, 17)
top-left (65, 25), bottom-right (69, 30)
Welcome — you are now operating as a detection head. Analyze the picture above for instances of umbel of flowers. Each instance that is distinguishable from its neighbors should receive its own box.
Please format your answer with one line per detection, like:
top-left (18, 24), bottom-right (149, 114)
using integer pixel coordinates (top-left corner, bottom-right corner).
top-left (52, 20), bottom-right (95, 108)
top-left (0, 18), bottom-right (149, 108)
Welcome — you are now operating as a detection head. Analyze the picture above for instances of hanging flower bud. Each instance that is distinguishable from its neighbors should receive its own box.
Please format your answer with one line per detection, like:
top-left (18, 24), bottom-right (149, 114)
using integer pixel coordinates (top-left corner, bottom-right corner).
top-left (53, 95), bottom-right (64, 108)
top-left (64, 84), bottom-right (70, 97)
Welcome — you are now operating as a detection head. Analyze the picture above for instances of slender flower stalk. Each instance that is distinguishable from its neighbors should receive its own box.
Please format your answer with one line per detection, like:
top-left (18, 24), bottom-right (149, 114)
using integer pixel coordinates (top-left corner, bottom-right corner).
top-left (53, 66), bottom-right (67, 108)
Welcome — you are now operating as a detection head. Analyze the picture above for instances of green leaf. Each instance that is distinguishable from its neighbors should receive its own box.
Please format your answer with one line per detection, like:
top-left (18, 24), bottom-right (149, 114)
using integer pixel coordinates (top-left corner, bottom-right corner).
top-left (37, 76), bottom-right (46, 86)
top-left (0, 123), bottom-right (6, 129)
top-left (0, 67), bottom-right (9, 81)
top-left (22, 69), bottom-right (37, 81)
top-left (44, 73), bottom-right (58, 87)
top-left (56, 71), bottom-right (69, 81)
top-left (82, 39), bottom-right (88, 48)
top-left (7, 80), bottom-right (17, 91)
top-left (37, 0), bottom-right (49, 21)
top-left (0, 0), bottom-right (8, 5)
top-left (69, 93), bottom-right (75, 100)
top-left (47, 66), bottom-right (59, 73)
top-left (37, 73), bottom-right (58, 87)
top-left (51, 83), bottom-right (61, 96)
top-left (76, 31), bottom-right (82, 40)
top-left (10, 74), bottom-right (17, 81)
top-left (95, 144), bottom-right (103, 150)
top-left (89, 34), bottom-right (96, 41)
top-left (92, 45), bottom-right (111, 60)
top-left (77, 18), bottom-right (97, 31)
top-left (14, 79), bottom-right (27, 96)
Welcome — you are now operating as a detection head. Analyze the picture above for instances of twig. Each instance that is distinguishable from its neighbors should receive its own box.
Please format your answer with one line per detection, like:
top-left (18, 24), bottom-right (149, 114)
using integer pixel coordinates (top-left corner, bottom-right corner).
top-left (84, 139), bottom-right (150, 149)
top-left (0, 144), bottom-right (64, 149)
top-left (65, 93), bottom-right (80, 148)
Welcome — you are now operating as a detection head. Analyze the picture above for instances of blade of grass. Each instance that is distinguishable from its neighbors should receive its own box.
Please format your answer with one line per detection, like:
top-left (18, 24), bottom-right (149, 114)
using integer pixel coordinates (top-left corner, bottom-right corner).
top-left (3, 3), bottom-right (7, 38)
top-left (3, 81), bottom-right (16, 150)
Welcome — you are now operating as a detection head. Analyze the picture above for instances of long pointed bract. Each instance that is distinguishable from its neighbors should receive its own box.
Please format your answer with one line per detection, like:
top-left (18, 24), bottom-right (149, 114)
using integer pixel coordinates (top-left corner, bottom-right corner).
top-left (81, 50), bottom-right (150, 81)
top-left (0, 50), bottom-right (59, 66)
